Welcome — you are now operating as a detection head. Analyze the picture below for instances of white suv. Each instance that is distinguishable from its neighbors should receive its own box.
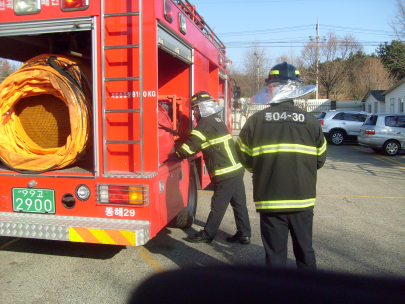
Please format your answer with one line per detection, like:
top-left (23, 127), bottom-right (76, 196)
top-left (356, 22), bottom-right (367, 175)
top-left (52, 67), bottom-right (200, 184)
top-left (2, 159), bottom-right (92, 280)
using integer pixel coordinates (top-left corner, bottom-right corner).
top-left (318, 110), bottom-right (370, 145)
top-left (358, 113), bottom-right (405, 156)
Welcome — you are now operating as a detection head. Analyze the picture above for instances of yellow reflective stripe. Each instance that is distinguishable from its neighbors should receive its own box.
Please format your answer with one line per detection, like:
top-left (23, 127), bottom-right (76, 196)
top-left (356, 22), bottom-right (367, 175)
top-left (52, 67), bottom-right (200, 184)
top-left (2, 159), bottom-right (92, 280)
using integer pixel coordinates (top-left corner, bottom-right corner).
top-left (255, 198), bottom-right (315, 209)
top-left (180, 143), bottom-right (195, 155)
top-left (270, 70), bottom-right (279, 75)
top-left (201, 134), bottom-right (233, 149)
top-left (317, 139), bottom-right (327, 155)
top-left (252, 144), bottom-right (318, 156)
top-left (215, 163), bottom-right (243, 176)
top-left (191, 130), bottom-right (206, 141)
top-left (224, 139), bottom-right (237, 166)
top-left (295, 70), bottom-right (300, 75)
top-left (236, 137), bottom-right (253, 156)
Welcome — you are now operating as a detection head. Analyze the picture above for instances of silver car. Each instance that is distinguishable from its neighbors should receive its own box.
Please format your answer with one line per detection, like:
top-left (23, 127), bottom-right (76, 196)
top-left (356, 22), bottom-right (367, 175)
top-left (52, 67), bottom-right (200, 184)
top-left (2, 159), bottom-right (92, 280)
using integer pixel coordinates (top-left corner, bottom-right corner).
top-left (318, 110), bottom-right (370, 145)
top-left (357, 113), bottom-right (405, 156)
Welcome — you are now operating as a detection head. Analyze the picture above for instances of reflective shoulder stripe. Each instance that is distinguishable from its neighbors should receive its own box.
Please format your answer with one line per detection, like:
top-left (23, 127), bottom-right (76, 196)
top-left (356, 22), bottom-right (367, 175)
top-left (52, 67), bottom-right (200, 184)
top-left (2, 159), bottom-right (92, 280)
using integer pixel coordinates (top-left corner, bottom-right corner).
top-left (180, 143), bottom-right (195, 155)
top-left (255, 198), bottom-right (315, 209)
top-left (317, 139), bottom-right (327, 155)
top-left (214, 163), bottom-right (243, 176)
top-left (201, 134), bottom-right (232, 149)
top-left (191, 130), bottom-right (206, 141)
top-left (236, 137), bottom-right (252, 156)
top-left (252, 144), bottom-right (317, 156)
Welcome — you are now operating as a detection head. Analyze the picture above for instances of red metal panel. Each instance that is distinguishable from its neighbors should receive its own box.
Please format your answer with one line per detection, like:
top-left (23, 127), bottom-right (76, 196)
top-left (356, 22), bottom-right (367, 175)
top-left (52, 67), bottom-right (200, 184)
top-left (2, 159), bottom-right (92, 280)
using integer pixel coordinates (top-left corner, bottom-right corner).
top-left (104, 49), bottom-right (140, 79)
top-left (105, 0), bottom-right (139, 15)
top-left (0, 0), bottom-right (100, 22)
top-left (107, 143), bottom-right (141, 172)
top-left (106, 113), bottom-right (141, 141)
top-left (104, 16), bottom-right (140, 46)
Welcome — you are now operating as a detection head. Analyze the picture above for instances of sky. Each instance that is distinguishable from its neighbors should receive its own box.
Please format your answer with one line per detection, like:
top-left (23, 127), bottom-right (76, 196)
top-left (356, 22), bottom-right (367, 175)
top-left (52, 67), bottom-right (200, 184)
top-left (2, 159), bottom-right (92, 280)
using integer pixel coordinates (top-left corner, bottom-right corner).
top-left (189, 0), bottom-right (397, 70)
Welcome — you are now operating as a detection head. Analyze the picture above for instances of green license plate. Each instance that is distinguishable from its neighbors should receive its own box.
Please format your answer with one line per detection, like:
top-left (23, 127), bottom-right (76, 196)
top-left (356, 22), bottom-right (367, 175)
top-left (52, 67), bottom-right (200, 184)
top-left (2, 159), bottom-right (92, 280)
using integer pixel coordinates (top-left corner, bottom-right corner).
top-left (13, 188), bottom-right (55, 214)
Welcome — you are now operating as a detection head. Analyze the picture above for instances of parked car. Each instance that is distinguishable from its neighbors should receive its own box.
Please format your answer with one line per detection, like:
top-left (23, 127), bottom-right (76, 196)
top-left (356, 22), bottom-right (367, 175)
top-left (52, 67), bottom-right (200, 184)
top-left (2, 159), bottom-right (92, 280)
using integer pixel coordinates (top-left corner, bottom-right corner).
top-left (318, 110), bottom-right (370, 145)
top-left (357, 113), bottom-right (405, 156)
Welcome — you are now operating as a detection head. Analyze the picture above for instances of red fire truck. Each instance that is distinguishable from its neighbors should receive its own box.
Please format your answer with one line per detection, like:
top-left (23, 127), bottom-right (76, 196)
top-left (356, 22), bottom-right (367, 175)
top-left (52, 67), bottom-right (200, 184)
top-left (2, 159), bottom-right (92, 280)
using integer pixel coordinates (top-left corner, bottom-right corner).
top-left (0, 0), bottom-right (235, 246)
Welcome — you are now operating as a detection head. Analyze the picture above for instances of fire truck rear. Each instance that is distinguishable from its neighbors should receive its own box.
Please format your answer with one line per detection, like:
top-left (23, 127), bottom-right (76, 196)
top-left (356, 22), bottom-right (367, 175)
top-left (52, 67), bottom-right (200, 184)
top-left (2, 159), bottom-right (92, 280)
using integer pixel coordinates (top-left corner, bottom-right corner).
top-left (0, 0), bottom-right (235, 246)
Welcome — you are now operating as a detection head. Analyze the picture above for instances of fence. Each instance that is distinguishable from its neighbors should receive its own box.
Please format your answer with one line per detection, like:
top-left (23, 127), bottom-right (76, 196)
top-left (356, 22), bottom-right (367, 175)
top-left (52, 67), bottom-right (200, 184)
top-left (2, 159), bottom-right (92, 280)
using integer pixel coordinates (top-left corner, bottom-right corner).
top-left (232, 99), bottom-right (364, 130)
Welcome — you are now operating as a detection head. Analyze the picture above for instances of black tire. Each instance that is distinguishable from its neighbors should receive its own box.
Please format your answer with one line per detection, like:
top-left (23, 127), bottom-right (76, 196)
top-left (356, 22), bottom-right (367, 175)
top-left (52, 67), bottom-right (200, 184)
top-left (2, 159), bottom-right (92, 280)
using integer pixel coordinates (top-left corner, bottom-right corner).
top-left (383, 140), bottom-right (400, 156)
top-left (170, 164), bottom-right (198, 229)
top-left (329, 130), bottom-right (345, 145)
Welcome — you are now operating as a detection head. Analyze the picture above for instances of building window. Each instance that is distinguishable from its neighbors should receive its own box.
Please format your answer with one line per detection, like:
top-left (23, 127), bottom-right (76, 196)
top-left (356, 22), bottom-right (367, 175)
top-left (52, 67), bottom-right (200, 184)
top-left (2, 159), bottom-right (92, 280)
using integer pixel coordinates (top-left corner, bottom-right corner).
top-left (373, 102), bottom-right (378, 113)
top-left (390, 98), bottom-right (395, 112)
top-left (400, 98), bottom-right (404, 113)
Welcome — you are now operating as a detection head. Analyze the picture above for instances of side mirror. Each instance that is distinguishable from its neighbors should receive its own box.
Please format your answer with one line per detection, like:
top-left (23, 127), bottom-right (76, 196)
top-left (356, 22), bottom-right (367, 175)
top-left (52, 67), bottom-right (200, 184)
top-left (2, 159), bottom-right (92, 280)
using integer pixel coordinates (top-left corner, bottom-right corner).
top-left (232, 86), bottom-right (241, 99)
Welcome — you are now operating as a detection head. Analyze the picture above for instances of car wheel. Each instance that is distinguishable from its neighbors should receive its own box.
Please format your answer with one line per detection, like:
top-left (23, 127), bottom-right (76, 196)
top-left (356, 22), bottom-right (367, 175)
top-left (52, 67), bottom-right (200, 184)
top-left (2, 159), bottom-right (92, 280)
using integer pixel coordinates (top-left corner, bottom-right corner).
top-left (372, 148), bottom-right (382, 153)
top-left (330, 130), bottom-right (345, 145)
top-left (383, 140), bottom-right (400, 156)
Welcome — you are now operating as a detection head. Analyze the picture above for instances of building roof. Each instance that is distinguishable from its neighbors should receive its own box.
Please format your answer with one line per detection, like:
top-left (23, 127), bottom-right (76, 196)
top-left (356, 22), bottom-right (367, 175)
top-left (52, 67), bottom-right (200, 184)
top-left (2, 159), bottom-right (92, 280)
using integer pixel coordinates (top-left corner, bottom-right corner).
top-left (382, 78), bottom-right (405, 96)
top-left (361, 90), bottom-right (386, 102)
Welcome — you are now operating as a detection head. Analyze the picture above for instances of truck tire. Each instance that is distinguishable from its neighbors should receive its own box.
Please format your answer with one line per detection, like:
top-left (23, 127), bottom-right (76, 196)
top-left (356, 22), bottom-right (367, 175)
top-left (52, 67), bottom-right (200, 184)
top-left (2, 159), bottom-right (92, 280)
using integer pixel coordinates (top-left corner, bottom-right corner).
top-left (170, 164), bottom-right (198, 229)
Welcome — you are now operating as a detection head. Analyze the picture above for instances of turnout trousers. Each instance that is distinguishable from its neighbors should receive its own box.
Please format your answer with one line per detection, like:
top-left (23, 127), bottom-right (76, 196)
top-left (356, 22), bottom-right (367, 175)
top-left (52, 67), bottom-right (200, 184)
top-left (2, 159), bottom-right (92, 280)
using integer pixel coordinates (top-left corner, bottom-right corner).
top-left (204, 174), bottom-right (251, 238)
top-left (260, 209), bottom-right (316, 270)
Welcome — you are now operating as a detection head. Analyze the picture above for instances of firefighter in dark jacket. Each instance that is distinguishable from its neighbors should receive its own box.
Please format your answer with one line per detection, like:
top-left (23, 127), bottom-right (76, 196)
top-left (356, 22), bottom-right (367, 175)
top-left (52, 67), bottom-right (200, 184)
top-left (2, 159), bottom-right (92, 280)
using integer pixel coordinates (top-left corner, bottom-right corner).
top-left (167, 91), bottom-right (251, 244)
top-left (236, 62), bottom-right (327, 269)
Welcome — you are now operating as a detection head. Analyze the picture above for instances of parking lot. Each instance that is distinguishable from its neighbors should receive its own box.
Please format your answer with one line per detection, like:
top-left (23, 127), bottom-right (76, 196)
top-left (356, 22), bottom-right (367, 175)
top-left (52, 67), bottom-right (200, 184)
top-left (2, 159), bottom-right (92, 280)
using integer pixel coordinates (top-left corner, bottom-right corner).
top-left (1, 143), bottom-right (405, 303)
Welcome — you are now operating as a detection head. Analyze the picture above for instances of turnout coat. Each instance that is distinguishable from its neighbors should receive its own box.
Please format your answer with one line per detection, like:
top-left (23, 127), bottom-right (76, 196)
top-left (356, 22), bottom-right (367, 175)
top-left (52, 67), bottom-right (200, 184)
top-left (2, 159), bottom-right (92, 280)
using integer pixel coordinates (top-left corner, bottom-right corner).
top-left (236, 101), bottom-right (327, 212)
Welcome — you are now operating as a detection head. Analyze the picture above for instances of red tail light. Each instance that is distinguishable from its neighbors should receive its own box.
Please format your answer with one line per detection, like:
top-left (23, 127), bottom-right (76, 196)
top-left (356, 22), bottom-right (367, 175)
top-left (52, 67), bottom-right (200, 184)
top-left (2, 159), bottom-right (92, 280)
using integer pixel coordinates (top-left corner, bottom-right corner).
top-left (365, 129), bottom-right (375, 135)
top-left (319, 120), bottom-right (324, 125)
top-left (61, 0), bottom-right (89, 11)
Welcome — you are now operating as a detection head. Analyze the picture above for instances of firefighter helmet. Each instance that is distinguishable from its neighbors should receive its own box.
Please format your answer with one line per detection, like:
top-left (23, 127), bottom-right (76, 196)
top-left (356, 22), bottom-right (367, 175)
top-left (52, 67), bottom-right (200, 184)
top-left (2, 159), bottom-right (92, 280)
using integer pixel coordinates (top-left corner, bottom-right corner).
top-left (265, 62), bottom-right (303, 84)
top-left (190, 91), bottom-right (223, 118)
top-left (190, 91), bottom-right (215, 108)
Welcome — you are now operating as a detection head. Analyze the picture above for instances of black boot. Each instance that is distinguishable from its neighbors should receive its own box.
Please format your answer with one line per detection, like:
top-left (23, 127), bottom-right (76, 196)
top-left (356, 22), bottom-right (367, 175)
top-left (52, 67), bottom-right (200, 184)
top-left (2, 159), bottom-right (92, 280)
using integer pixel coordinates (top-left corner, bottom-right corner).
top-left (186, 230), bottom-right (213, 243)
top-left (226, 231), bottom-right (250, 245)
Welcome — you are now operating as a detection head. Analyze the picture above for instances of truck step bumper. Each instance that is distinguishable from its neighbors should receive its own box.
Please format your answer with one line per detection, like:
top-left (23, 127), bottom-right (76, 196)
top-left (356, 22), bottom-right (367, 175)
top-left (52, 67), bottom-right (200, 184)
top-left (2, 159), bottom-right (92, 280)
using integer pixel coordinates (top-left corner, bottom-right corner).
top-left (0, 212), bottom-right (150, 246)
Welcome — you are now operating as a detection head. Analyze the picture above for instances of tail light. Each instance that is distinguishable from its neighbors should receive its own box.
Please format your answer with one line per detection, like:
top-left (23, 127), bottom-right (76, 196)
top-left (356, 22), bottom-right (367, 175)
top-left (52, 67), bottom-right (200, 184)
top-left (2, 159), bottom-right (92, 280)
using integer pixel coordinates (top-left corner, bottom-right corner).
top-left (14, 0), bottom-right (41, 15)
top-left (61, 0), bottom-right (89, 11)
top-left (365, 129), bottom-right (375, 135)
top-left (319, 120), bottom-right (324, 125)
top-left (98, 185), bottom-right (148, 206)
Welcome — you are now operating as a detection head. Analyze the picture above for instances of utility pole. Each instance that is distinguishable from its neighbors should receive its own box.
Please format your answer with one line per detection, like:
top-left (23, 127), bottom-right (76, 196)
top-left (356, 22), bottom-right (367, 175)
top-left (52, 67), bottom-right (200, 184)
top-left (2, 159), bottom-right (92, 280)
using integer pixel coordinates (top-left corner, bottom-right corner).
top-left (253, 52), bottom-right (259, 92)
top-left (316, 18), bottom-right (319, 99)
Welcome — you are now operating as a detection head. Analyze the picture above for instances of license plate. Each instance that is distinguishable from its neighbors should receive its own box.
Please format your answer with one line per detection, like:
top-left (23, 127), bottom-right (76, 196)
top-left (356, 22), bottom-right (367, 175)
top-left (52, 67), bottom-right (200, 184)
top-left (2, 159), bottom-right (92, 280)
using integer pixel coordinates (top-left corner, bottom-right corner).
top-left (13, 188), bottom-right (55, 214)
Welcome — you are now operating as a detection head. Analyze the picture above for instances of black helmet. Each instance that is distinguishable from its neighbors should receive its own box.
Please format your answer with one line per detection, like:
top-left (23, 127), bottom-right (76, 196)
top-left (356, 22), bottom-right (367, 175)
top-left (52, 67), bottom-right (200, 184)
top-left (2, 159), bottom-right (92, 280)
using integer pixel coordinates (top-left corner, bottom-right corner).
top-left (265, 62), bottom-right (303, 84)
top-left (190, 91), bottom-right (215, 108)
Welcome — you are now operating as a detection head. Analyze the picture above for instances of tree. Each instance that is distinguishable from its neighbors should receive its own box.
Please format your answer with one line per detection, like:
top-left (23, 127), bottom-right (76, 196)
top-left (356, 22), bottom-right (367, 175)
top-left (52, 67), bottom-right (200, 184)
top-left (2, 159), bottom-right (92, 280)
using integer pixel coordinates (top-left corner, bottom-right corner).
top-left (301, 31), bottom-right (363, 99)
top-left (229, 42), bottom-right (273, 99)
top-left (377, 40), bottom-right (405, 81)
top-left (0, 58), bottom-right (19, 83)
top-left (348, 54), bottom-right (392, 100)
top-left (390, 0), bottom-right (405, 40)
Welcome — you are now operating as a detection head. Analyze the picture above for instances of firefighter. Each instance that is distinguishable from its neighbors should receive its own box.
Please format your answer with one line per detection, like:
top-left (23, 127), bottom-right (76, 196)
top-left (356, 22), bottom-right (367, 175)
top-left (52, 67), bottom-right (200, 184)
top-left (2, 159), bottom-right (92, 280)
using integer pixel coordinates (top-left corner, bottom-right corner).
top-left (236, 62), bottom-right (327, 269)
top-left (166, 91), bottom-right (251, 244)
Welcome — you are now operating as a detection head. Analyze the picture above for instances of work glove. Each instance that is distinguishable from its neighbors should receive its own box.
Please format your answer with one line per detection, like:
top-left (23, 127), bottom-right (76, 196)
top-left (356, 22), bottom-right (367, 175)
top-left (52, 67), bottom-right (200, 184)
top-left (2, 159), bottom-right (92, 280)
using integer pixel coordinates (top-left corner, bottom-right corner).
top-left (163, 153), bottom-right (181, 164)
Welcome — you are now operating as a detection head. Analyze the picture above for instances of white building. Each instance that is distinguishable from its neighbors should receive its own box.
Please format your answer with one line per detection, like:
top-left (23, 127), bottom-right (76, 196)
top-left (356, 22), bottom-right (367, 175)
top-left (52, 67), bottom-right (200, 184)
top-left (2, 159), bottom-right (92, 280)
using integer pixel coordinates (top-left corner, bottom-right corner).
top-left (382, 79), bottom-right (405, 113)
top-left (362, 90), bottom-right (385, 113)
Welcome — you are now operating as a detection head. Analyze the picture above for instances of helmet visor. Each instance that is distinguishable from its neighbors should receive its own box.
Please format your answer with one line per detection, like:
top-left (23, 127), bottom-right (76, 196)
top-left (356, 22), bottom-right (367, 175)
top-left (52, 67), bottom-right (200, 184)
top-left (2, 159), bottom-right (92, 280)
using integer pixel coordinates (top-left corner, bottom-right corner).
top-left (250, 80), bottom-right (316, 104)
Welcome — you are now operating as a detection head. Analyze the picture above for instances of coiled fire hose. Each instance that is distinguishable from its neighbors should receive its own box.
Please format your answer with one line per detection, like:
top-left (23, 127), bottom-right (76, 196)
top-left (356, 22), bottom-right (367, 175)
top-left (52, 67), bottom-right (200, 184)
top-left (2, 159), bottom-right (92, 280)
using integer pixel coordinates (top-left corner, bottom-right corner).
top-left (0, 55), bottom-right (92, 173)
